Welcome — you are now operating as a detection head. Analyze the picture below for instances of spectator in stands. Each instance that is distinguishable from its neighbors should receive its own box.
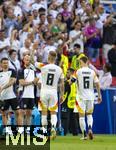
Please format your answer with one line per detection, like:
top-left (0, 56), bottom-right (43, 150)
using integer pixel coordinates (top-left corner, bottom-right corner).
top-left (32, 8), bottom-right (40, 26)
top-left (108, 41), bottom-right (116, 77)
top-left (102, 15), bottom-right (116, 61)
top-left (84, 17), bottom-right (101, 62)
top-left (90, 63), bottom-right (112, 89)
top-left (42, 36), bottom-right (56, 63)
top-left (92, 0), bottom-right (100, 10)
top-left (61, 1), bottom-right (71, 19)
top-left (54, 13), bottom-right (67, 33)
top-left (31, 0), bottom-right (47, 13)
top-left (39, 13), bottom-right (47, 25)
top-left (47, 14), bottom-right (55, 31)
top-left (9, 49), bottom-right (21, 71)
top-left (70, 44), bottom-right (85, 71)
top-left (0, 29), bottom-right (10, 60)
top-left (69, 21), bottom-right (84, 53)
top-left (97, 4), bottom-right (108, 23)
top-left (4, 7), bottom-right (17, 36)
top-left (20, 39), bottom-right (31, 60)
top-left (10, 29), bottom-right (20, 52)
top-left (0, 6), bottom-right (4, 30)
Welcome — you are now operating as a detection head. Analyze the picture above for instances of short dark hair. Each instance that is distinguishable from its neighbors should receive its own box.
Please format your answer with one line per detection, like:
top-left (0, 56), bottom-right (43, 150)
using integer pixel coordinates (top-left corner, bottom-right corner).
top-left (80, 56), bottom-right (88, 63)
top-left (74, 43), bottom-right (81, 48)
top-left (39, 13), bottom-right (46, 18)
top-left (38, 8), bottom-right (46, 13)
top-left (1, 57), bottom-right (9, 63)
top-left (9, 49), bottom-right (17, 56)
top-left (68, 68), bottom-right (75, 73)
top-left (46, 36), bottom-right (53, 41)
top-left (75, 21), bottom-right (82, 26)
top-left (47, 14), bottom-right (52, 18)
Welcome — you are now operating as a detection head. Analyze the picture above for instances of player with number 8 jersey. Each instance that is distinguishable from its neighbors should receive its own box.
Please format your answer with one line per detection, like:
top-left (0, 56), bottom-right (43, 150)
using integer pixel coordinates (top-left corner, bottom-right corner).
top-left (35, 51), bottom-right (64, 139)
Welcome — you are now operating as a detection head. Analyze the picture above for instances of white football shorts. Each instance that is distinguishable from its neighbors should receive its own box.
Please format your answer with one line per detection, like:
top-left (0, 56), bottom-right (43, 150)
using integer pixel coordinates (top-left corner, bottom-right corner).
top-left (40, 89), bottom-right (58, 112)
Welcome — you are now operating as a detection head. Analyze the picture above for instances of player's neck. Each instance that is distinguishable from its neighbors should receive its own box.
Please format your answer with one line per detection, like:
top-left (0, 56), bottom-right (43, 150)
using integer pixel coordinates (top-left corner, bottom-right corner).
top-left (24, 65), bottom-right (30, 68)
top-left (48, 61), bottom-right (55, 64)
top-left (2, 68), bottom-right (8, 72)
top-left (82, 64), bottom-right (88, 67)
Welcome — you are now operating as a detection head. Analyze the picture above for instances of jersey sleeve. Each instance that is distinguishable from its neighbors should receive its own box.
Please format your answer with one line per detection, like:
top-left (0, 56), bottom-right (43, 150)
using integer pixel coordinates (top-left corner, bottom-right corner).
top-left (60, 72), bottom-right (64, 79)
top-left (35, 62), bottom-right (45, 69)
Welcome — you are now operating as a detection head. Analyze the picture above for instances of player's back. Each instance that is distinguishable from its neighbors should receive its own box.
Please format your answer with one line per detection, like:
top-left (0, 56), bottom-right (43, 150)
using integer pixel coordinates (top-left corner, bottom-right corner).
top-left (77, 67), bottom-right (98, 100)
top-left (41, 64), bottom-right (63, 90)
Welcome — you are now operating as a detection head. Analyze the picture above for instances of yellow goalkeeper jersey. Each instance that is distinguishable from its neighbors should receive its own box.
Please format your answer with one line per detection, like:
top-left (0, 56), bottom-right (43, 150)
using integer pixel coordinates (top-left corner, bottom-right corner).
top-left (71, 53), bottom-right (85, 71)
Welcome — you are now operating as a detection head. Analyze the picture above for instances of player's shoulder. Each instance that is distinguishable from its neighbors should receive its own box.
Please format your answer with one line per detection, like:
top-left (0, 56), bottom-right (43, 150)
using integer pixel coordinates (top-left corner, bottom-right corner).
top-left (76, 67), bottom-right (83, 72)
top-left (35, 62), bottom-right (45, 69)
top-left (54, 65), bottom-right (63, 72)
top-left (78, 53), bottom-right (85, 58)
top-left (45, 64), bottom-right (62, 73)
top-left (87, 67), bottom-right (95, 73)
top-left (0, 69), bottom-right (16, 74)
top-left (77, 66), bottom-right (94, 73)
top-left (44, 64), bottom-right (60, 69)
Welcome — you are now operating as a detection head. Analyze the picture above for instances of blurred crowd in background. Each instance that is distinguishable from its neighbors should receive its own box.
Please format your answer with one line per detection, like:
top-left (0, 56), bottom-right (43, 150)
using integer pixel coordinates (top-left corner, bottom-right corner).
top-left (0, 0), bottom-right (116, 78)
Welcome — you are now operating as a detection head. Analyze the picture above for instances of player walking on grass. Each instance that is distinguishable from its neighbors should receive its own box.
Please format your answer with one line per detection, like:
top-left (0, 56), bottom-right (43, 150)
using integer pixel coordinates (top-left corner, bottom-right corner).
top-left (35, 51), bottom-right (64, 139)
top-left (74, 56), bottom-right (102, 140)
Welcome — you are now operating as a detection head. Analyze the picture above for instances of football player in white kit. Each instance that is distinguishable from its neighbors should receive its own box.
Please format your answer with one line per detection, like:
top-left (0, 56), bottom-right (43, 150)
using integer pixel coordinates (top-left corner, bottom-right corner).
top-left (74, 56), bottom-right (102, 140)
top-left (35, 51), bottom-right (64, 139)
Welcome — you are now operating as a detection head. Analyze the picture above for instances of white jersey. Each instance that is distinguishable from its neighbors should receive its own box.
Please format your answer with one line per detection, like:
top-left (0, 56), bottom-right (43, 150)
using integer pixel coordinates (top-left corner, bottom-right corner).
top-left (0, 69), bottom-right (16, 100)
top-left (35, 63), bottom-right (64, 90)
top-left (76, 67), bottom-right (99, 101)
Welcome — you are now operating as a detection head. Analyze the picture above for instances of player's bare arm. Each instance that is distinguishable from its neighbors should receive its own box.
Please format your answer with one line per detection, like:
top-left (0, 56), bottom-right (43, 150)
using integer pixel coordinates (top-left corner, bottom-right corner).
top-left (1, 77), bottom-right (16, 91)
top-left (59, 78), bottom-right (64, 104)
top-left (95, 82), bottom-right (102, 104)
top-left (19, 77), bottom-right (39, 86)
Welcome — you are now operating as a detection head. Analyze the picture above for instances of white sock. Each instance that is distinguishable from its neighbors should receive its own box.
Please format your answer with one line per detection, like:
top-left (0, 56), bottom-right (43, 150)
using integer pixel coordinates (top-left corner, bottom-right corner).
top-left (51, 114), bottom-right (57, 128)
top-left (18, 127), bottom-right (24, 134)
top-left (79, 117), bottom-right (86, 133)
top-left (6, 126), bottom-right (12, 135)
top-left (87, 115), bottom-right (93, 129)
top-left (41, 115), bottom-right (47, 126)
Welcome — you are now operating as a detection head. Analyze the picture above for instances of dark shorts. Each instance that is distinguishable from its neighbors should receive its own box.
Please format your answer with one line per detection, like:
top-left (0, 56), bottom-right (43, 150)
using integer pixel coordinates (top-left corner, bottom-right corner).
top-left (1, 98), bottom-right (20, 111)
top-left (0, 100), bottom-right (4, 110)
top-left (21, 98), bottom-right (34, 109)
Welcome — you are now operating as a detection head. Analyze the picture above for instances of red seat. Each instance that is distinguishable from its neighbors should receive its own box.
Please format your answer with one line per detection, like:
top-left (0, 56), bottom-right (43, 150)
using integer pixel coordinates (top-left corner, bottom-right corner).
top-left (111, 77), bottom-right (116, 86)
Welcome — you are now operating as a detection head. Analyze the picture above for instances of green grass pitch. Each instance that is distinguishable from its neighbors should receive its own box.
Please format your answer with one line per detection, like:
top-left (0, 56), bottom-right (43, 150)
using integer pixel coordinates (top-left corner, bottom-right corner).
top-left (50, 135), bottom-right (116, 150)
